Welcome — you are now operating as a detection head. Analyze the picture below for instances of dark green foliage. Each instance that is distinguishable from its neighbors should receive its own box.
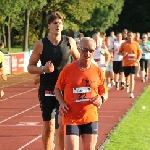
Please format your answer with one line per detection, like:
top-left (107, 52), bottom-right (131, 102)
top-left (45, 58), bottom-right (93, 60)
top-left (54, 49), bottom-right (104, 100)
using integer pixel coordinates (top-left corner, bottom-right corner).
top-left (107, 0), bottom-right (150, 34)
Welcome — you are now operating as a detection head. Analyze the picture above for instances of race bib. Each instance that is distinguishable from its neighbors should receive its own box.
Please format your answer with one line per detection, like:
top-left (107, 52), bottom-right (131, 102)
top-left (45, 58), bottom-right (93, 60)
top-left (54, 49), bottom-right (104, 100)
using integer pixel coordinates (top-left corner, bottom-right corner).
top-left (45, 90), bottom-right (55, 96)
top-left (94, 58), bottom-right (100, 62)
top-left (73, 87), bottom-right (91, 102)
top-left (128, 54), bottom-right (135, 60)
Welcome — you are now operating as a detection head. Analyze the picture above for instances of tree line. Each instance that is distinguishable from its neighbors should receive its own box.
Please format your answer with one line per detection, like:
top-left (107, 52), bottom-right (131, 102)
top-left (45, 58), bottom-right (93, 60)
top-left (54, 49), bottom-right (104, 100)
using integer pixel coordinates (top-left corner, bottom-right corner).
top-left (0, 0), bottom-right (150, 52)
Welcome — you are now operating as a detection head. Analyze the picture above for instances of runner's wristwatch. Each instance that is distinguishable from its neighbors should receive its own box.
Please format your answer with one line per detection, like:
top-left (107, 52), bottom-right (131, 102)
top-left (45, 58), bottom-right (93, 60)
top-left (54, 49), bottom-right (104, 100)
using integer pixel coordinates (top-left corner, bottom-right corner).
top-left (101, 96), bottom-right (105, 103)
top-left (41, 66), bottom-right (45, 74)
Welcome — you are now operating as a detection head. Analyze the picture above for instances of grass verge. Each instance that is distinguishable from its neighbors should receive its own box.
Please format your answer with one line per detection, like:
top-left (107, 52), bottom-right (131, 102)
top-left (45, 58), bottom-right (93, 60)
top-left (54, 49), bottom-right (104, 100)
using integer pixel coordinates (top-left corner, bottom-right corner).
top-left (102, 85), bottom-right (150, 150)
top-left (3, 46), bottom-right (23, 53)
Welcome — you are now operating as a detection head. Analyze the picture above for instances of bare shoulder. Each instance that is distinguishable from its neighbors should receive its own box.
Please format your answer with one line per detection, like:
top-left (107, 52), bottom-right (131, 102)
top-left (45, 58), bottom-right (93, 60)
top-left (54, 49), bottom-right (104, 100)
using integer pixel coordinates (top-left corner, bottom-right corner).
top-left (28, 39), bottom-right (43, 65)
top-left (67, 36), bottom-right (80, 60)
top-left (32, 39), bottom-right (43, 54)
top-left (68, 36), bottom-right (76, 44)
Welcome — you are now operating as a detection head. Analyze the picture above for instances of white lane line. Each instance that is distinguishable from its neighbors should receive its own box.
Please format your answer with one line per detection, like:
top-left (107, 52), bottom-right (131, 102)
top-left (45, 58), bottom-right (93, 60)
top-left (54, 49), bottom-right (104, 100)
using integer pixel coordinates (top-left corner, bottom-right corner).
top-left (98, 116), bottom-right (114, 118)
top-left (1, 79), bottom-right (32, 88)
top-left (0, 88), bottom-right (38, 102)
top-left (24, 116), bottom-right (41, 118)
top-left (0, 104), bottom-right (39, 124)
top-left (99, 111), bottom-right (119, 112)
top-left (18, 134), bottom-right (42, 150)
top-left (0, 125), bottom-right (42, 126)
top-left (16, 122), bottom-right (39, 126)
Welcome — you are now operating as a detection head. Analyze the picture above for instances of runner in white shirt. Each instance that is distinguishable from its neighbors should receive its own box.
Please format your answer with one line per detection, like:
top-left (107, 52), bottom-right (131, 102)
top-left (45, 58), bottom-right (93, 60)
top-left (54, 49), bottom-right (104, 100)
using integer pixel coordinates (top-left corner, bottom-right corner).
top-left (105, 37), bottom-right (115, 88)
top-left (93, 32), bottom-right (103, 48)
top-left (108, 31), bottom-right (116, 45)
top-left (93, 34), bottom-right (111, 72)
top-left (112, 32), bottom-right (125, 90)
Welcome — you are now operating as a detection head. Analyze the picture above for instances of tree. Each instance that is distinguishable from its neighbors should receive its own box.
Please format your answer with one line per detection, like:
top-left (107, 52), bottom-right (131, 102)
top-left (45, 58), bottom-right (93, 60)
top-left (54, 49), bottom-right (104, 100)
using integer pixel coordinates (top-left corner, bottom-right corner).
top-left (37, 0), bottom-right (96, 37)
top-left (0, 13), bottom-right (6, 45)
top-left (0, 0), bottom-right (27, 52)
top-left (81, 0), bottom-right (124, 33)
top-left (107, 0), bottom-right (150, 34)
top-left (23, 0), bottom-right (47, 51)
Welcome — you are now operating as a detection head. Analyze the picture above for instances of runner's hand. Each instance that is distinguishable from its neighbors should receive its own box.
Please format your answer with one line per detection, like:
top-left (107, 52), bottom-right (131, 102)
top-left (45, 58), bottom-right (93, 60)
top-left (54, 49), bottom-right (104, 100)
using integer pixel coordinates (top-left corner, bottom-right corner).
top-left (122, 52), bottom-right (128, 57)
top-left (59, 102), bottom-right (69, 115)
top-left (0, 74), bottom-right (7, 81)
top-left (91, 95), bottom-right (103, 108)
top-left (44, 61), bottom-right (54, 73)
top-left (33, 75), bottom-right (40, 85)
top-left (135, 59), bottom-right (140, 63)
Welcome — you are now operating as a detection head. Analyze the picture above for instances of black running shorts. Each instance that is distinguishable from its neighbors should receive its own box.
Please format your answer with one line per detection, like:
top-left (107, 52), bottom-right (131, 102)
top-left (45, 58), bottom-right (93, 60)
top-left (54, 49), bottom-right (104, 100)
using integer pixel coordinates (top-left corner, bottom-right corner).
top-left (65, 122), bottom-right (98, 136)
top-left (38, 87), bottom-right (59, 122)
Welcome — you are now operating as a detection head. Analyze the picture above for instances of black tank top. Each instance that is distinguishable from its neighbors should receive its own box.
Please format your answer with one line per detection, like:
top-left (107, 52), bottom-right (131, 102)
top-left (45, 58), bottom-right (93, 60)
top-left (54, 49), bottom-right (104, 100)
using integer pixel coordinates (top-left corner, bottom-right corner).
top-left (40, 35), bottom-right (71, 90)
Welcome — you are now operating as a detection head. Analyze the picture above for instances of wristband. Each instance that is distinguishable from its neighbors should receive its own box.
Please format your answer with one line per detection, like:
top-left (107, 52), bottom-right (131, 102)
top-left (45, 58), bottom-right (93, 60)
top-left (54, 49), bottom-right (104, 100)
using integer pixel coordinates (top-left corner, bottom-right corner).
top-left (41, 66), bottom-right (45, 74)
top-left (101, 96), bottom-right (105, 103)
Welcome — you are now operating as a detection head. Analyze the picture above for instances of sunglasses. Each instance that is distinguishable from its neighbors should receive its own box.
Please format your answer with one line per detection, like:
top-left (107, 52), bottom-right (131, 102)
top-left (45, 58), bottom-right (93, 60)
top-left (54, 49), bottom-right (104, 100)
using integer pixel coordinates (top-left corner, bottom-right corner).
top-left (78, 47), bottom-right (95, 53)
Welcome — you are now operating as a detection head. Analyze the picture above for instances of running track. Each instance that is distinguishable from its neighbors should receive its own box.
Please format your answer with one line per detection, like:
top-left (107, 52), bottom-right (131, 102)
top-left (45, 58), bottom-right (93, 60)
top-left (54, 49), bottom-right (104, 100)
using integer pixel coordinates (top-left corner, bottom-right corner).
top-left (0, 73), bottom-right (149, 150)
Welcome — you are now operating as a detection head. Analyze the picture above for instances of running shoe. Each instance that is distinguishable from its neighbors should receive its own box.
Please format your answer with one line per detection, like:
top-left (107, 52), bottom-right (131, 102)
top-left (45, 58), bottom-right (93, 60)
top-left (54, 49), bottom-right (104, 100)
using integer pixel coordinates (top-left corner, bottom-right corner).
top-left (136, 73), bottom-right (140, 77)
top-left (52, 143), bottom-right (55, 150)
top-left (111, 80), bottom-right (115, 86)
top-left (115, 83), bottom-right (119, 90)
top-left (107, 83), bottom-right (111, 89)
top-left (120, 82), bottom-right (125, 90)
top-left (142, 77), bottom-right (145, 82)
top-left (130, 92), bottom-right (134, 98)
top-left (145, 76), bottom-right (148, 82)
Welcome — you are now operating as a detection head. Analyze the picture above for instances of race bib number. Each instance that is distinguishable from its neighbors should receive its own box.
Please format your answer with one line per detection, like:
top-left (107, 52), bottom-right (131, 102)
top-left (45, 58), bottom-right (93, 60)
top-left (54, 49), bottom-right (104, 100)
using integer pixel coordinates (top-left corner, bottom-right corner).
top-left (128, 54), bottom-right (135, 60)
top-left (45, 90), bottom-right (55, 96)
top-left (94, 58), bottom-right (100, 62)
top-left (73, 87), bottom-right (91, 102)
top-left (142, 53), bottom-right (145, 56)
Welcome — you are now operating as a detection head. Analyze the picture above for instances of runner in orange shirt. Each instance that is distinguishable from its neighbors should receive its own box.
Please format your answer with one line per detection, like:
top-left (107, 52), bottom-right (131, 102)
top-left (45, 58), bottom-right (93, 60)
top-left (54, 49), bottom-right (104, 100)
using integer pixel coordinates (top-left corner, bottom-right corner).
top-left (118, 31), bottom-right (142, 98)
top-left (55, 37), bottom-right (107, 150)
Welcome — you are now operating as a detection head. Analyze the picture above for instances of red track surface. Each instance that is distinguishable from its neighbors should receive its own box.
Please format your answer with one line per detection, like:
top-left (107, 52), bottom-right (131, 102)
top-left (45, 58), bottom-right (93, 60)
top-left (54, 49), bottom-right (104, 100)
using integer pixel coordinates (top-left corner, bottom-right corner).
top-left (0, 73), bottom-right (149, 150)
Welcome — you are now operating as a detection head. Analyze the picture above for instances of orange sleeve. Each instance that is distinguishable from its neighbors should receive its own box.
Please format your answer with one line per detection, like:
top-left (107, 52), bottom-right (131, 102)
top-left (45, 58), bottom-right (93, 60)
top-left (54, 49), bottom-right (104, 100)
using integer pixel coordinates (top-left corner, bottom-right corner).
top-left (55, 68), bottom-right (66, 91)
top-left (98, 70), bottom-right (107, 95)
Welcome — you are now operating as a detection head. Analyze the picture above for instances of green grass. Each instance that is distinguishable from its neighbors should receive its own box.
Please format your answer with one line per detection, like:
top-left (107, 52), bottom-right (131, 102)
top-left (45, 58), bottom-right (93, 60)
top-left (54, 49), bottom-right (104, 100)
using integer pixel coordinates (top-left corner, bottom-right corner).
top-left (103, 86), bottom-right (150, 150)
top-left (3, 46), bottom-right (23, 53)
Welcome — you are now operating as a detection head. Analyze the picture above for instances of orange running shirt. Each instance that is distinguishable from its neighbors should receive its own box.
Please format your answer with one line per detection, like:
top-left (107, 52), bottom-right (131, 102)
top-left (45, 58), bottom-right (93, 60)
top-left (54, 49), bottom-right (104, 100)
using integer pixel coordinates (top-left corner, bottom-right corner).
top-left (119, 41), bottom-right (142, 66)
top-left (135, 39), bottom-right (141, 44)
top-left (55, 62), bottom-right (107, 125)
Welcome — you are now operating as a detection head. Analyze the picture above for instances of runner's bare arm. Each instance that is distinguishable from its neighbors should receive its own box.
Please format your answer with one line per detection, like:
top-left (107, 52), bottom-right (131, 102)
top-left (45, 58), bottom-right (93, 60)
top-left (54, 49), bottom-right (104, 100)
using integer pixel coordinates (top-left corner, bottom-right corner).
top-left (69, 37), bottom-right (80, 61)
top-left (98, 70), bottom-right (108, 101)
top-left (33, 74), bottom-right (40, 85)
top-left (118, 43), bottom-right (126, 56)
top-left (0, 53), bottom-right (7, 81)
top-left (146, 47), bottom-right (150, 52)
top-left (105, 48), bottom-right (111, 65)
top-left (136, 45), bottom-right (142, 61)
top-left (54, 87), bottom-right (65, 105)
top-left (28, 40), bottom-right (43, 74)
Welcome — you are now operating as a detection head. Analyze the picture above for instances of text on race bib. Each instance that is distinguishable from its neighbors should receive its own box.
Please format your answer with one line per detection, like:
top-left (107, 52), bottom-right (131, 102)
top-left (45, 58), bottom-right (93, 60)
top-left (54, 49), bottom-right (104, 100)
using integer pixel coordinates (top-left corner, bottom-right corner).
top-left (73, 87), bottom-right (91, 102)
